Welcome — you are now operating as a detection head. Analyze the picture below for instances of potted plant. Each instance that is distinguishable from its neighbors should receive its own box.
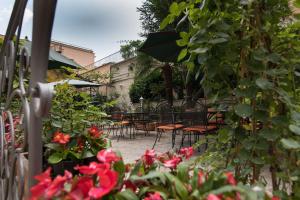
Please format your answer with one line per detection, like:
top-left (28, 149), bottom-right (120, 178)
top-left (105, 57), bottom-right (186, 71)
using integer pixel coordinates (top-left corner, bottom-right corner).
top-left (42, 83), bottom-right (112, 175)
top-left (44, 125), bottom-right (109, 175)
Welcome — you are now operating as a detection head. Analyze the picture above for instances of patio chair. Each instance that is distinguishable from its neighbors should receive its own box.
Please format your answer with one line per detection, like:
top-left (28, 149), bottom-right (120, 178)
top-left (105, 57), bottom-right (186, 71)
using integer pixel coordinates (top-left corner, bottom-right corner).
top-left (152, 102), bottom-right (184, 149)
top-left (180, 100), bottom-right (218, 149)
top-left (131, 107), bottom-right (151, 136)
top-left (117, 113), bottom-right (134, 141)
top-left (107, 112), bottom-right (123, 136)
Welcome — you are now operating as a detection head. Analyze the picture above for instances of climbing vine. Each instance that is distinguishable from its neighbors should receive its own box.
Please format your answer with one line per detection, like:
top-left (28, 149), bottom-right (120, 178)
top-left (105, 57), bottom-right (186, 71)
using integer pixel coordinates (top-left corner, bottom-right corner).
top-left (162, 0), bottom-right (300, 198)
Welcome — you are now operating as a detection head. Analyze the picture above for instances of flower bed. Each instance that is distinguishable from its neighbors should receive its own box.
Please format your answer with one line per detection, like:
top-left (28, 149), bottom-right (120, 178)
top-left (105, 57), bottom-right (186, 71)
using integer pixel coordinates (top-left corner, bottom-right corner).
top-left (31, 148), bottom-right (278, 200)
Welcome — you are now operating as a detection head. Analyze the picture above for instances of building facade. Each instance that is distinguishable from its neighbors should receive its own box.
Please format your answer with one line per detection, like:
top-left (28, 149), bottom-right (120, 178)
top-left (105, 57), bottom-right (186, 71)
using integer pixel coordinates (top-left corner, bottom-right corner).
top-left (50, 40), bottom-right (95, 67)
top-left (81, 53), bottom-right (136, 109)
top-left (109, 57), bottom-right (136, 109)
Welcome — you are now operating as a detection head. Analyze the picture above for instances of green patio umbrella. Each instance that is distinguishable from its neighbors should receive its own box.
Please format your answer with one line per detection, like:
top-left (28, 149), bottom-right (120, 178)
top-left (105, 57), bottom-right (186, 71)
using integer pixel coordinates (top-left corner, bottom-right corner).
top-left (138, 31), bottom-right (182, 63)
top-left (22, 40), bottom-right (81, 69)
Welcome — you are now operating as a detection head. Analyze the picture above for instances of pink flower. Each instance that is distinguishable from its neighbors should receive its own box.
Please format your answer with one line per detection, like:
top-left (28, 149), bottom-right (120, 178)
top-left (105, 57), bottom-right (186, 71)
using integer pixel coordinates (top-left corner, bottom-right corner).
top-left (88, 168), bottom-right (118, 199)
top-left (75, 162), bottom-right (110, 175)
top-left (163, 156), bottom-right (182, 169)
top-left (68, 177), bottom-right (94, 200)
top-left (179, 147), bottom-right (194, 159)
top-left (225, 172), bottom-right (236, 185)
top-left (30, 168), bottom-right (52, 200)
top-left (97, 149), bottom-right (121, 163)
top-left (45, 170), bottom-right (72, 198)
top-left (52, 131), bottom-right (70, 144)
top-left (143, 149), bottom-right (156, 166)
top-left (207, 194), bottom-right (221, 200)
top-left (144, 192), bottom-right (163, 200)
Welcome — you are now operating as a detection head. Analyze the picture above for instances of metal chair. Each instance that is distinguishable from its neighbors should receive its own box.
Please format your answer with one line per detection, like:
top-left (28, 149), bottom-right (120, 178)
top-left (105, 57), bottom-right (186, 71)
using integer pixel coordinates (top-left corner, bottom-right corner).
top-left (180, 100), bottom-right (218, 149)
top-left (152, 102), bottom-right (184, 149)
top-left (117, 113), bottom-right (134, 141)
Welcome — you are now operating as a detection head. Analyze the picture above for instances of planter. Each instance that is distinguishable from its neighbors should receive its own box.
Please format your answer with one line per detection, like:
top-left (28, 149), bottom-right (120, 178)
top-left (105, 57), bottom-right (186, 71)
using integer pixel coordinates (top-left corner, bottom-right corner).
top-left (50, 160), bottom-right (79, 176)
top-left (46, 156), bottom-right (97, 177)
top-left (83, 156), bottom-right (98, 165)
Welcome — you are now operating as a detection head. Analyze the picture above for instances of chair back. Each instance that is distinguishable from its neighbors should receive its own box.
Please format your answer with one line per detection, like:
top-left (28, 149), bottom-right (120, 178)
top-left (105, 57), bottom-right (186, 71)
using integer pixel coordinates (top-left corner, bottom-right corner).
top-left (155, 102), bottom-right (174, 124)
top-left (178, 100), bottom-right (208, 126)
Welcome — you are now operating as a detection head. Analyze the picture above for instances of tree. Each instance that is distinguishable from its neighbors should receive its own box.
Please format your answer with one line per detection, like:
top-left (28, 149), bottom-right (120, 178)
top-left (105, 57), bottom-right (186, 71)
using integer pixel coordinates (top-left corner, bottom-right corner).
top-left (120, 40), bottom-right (142, 59)
top-left (137, 0), bottom-right (203, 106)
top-left (137, 0), bottom-right (180, 37)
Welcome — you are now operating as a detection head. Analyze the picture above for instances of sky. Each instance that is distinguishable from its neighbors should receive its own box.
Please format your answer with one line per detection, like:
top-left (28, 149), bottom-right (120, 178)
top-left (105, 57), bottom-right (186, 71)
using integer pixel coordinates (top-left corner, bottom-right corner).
top-left (0, 0), bottom-right (143, 61)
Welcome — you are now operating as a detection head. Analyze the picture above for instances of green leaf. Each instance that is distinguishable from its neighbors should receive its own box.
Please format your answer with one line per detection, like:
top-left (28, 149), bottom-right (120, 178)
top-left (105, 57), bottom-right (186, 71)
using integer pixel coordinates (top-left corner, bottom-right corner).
top-left (256, 78), bottom-right (273, 90)
top-left (131, 171), bottom-right (166, 184)
top-left (178, 48), bottom-right (188, 61)
top-left (259, 129), bottom-right (279, 142)
top-left (165, 173), bottom-right (188, 199)
top-left (190, 47), bottom-right (209, 54)
top-left (218, 128), bottom-right (233, 143)
top-left (170, 2), bottom-right (179, 14)
top-left (208, 38), bottom-right (227, 44)
top-left (234, 104), bottom-right (252, 118)
top-left (252, 157), bottom-right (265, 165)
top-left (44, 143), bottom-right (63, 151)
top-left (115, 190), bottom-right (139, 200)
top-left (177, 163), bottom-right (189, 182)
top-left (281, 138), bottom-right (300, 149)
top-left (51, 121), bottom-right (62, 128)
top-left (129, 160), bottom-right (142, 177)
top-left (114, 160), bottom-right (126, 178)
top-left (291, 111), bottom-right (300, 122)
top-left (160, 16), bottom-right (172, 30)
top-left (82, 150), bottom-right (94, 158)
top-left (289, 125), bottom-right (300, 136)
top-left (48, 152), bottom-right (63, 164)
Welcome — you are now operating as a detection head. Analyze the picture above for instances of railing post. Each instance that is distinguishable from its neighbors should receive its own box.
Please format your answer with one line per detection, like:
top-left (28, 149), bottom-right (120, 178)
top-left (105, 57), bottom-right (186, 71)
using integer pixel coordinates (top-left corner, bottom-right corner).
top-left (28, 0), bottom-right (57, 188)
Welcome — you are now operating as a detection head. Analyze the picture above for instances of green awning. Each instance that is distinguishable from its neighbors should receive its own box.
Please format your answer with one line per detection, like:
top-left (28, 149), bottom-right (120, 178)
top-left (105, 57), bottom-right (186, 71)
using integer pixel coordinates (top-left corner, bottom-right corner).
top-left (22, 40), bottom-right (81, 69)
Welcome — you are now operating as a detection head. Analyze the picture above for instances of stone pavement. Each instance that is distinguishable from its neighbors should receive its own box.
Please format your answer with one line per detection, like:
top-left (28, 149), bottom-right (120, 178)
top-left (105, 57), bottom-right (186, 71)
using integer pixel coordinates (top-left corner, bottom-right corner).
top-left (109, 129), bottom-right (201, 163)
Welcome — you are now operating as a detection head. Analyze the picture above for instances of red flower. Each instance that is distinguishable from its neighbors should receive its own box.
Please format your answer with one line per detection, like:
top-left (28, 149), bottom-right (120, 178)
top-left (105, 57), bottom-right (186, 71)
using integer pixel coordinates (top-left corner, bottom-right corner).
top-left (89, 125), bottom-right (103, 138)
top-left (68, 177), bottom-right (94, 200)
top-left (75, 162), bottom-right (110, 175)
top-left (52, 131), bottom-right (70, 144)
top-left (46, 170), bottom-right (72, 198)
top-left (225, 172), bottom-right (236, 185)
top-left (88, 168), bottom-right (118, 199)
top-left (144, 192), bottom-right (163, 200)
top-left (97, 149), bottom-right (121, 163)
top-left (272, 197), bottom-right (281, 200)
top-left (207, 194), bottom-right (221, 200)
top-left (198, 171), bottom-right (205, 186)
top-left (124, 180), bottom-right (137, 192)
top-left (125, 164), bottom-right (131, 173)
top-left (163, 156), bottom-right (182, 169)
top-left (179, 147), bottom-right (194, 159)
top-left (143, 149), bottom-right (156, 166)
top-left (30, 168), bottom-right (52, 200)
top-left (76, 138), bottom-right (84, 152)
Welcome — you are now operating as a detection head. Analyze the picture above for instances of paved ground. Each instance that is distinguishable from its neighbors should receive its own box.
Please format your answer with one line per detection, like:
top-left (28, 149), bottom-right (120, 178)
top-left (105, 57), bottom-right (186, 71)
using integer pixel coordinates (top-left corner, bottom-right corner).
top-left (109, 129), bottom-right (203, 163)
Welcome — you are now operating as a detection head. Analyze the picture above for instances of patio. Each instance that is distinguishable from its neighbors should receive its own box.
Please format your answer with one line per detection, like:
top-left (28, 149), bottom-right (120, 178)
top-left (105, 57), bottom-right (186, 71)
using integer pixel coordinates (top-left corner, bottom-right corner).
top-left (0, 0), bottom-right (300, 199)
top-left (110, 129), bottom-right (204, 163)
